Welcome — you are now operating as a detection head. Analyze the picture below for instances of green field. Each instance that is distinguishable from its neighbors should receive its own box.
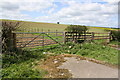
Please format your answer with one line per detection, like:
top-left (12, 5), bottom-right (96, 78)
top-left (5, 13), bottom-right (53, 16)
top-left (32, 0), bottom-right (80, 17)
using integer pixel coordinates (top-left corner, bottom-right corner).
top-left (1, 19), bottom-right (110, 32)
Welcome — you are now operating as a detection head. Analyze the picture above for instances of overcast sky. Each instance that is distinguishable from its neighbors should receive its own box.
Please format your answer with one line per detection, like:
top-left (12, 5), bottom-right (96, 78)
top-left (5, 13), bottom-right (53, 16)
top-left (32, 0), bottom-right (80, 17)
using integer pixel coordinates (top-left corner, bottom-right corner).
top-left (0, 0), bottom-right (119, 28)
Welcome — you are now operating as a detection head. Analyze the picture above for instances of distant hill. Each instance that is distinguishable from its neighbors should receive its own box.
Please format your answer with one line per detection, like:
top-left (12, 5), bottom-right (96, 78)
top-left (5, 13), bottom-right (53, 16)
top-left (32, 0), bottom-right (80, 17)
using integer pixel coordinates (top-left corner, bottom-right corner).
top-left (1, 19), bottom-right (114, 32)
top-left (1, 19), bottom-right (68, 32)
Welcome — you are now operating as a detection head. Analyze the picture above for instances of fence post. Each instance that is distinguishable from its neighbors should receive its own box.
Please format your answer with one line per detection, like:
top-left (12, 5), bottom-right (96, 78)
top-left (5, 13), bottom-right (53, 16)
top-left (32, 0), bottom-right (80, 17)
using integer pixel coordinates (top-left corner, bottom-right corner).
top-left (63, 32), bottom-right (66, 44)
top-left (110, 31), bottom-right (112, 41)
top-left (12, 33), bottom-right (17, 49)
top-left (0, 31), bottom-right (2, 54)
top-left (107, 32), bottom-right (111, 43)
top-left (75, 32), bottom-right (77, 43)
top-left (42, 30), bottom-right (44, 50)
top-left (72, 32), bottom-right (74, 42)
top-left (84, 31), bottom-right (86, 41)
top-left (92, 32), bottom-right (94, 41)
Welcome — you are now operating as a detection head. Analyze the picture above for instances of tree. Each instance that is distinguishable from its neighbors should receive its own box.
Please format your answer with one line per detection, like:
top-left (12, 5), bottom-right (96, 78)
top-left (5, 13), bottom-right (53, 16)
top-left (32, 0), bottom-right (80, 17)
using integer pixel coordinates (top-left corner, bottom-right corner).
top-left (65, 25), bottom-right (88, 34)
top-left (65, 25), bottom-right (88, 43)
top-left (111, 30), bottom-right (120, 42)
top-left (57, 22), bottom-right (60, 24)
top-left (2, 21), bottom-right (22, 52)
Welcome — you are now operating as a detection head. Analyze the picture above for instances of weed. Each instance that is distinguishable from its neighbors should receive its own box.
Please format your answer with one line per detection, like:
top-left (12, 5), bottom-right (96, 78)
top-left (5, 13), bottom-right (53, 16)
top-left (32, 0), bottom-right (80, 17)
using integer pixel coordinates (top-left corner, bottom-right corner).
top-left (47, 42), bottom-right (118, 65)
top-left (2, 50), bottom-right (47, 78)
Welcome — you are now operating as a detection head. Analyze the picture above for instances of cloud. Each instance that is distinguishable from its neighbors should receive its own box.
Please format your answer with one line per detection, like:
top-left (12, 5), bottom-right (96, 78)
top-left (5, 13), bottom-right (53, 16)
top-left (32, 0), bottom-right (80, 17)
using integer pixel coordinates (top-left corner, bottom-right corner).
top-left (35, 1), bottom-right (117, 27)
top-left (1, 0), bottom-right (55, 12)
top-left (0, 9), bottom-right (31, 21)
top-left (1, 0), bottom-right (118, 27)
top-left (1, 2), bottom-right (19, 11)
top-left (101, 0), bottom-right (119, 4)
top-left (1, 0), bottom-right (55, 20)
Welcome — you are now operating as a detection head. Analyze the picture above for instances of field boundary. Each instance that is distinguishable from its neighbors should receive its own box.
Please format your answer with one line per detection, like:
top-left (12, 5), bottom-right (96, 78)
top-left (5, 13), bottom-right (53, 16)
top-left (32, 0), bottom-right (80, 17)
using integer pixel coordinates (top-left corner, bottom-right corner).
top-left (12, 31), bottom-right (64, 49)
top-left (9, 31), bottom-right (112, 50)
top-left (64, 32), bottom-right (111, 43)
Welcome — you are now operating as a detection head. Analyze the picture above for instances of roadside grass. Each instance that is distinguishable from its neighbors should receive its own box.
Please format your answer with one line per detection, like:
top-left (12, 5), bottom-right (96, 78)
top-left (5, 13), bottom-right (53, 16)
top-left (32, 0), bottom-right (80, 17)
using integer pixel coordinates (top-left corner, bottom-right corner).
top-left (2, 50), bottom-right (48, 78)
top-left (2, 41), bottom-right (118, 78)
top-left (47, 42), bottom-right (118, 65)
top-left (93, 39), bottom-right (107, 44)
top-left (109, 41), bottom-right (120, 45)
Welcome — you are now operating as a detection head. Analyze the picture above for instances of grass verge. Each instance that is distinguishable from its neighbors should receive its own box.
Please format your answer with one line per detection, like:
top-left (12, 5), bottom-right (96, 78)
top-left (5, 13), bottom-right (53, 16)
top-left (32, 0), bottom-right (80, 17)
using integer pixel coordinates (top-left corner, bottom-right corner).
top-left (47, 42), bottom-right (118, 65)
top-left (2, 41), bottom-right (119, 78)
top-left (2, 50), bottom-right (48, 78)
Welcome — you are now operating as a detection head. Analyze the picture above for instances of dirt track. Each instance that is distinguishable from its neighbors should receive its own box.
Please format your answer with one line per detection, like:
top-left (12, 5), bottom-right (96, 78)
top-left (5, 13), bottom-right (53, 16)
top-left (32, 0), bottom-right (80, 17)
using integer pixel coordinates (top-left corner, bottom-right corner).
top-left (58, 57), bottom-right (118, 78)
top-left (36, 54), bottom-right (118, 78)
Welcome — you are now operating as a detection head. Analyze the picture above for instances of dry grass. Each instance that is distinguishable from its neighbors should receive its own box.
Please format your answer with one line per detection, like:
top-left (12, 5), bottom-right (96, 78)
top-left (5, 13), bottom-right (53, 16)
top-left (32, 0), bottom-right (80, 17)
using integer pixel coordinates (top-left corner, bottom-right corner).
top-left (35, 53), bottom-right (117, 78)
top-left (35, 54), bottom-right (72, 78)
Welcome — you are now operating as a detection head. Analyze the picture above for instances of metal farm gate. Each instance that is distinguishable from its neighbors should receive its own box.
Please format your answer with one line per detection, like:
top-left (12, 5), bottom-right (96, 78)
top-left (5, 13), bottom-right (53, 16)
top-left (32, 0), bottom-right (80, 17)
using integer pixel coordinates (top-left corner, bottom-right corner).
top-left (13, 32), bottom-right (64, 49)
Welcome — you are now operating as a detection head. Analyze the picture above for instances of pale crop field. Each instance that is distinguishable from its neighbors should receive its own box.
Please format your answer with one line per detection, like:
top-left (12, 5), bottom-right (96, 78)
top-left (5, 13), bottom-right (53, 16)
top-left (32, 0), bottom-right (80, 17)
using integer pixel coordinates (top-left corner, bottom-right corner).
top-left (1, 19), bottom-right (109, 33)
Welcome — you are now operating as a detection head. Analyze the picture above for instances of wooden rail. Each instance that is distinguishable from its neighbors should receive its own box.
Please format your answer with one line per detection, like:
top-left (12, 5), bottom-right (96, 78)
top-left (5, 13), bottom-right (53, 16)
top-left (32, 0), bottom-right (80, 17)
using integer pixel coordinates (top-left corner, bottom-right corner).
top-left (64, 32), bottom-right (111, 43)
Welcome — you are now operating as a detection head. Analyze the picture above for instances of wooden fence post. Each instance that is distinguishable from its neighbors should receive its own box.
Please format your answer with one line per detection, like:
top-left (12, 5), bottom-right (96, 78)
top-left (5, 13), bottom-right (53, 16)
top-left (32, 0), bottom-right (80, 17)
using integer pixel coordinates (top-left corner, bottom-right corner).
top-left (75, 32), bottom-right (77, 43)
top-left (110, 31), bottom-right (112, 41)
top-left (63, 32), bottom-right (66, 44)
top-left (72, 32), bottom-right (74, 42)
top-left (92, 32), bottom-right (94, 41)
top-left (84, 31), bottom-right (86, 41)
top-left (42, 30), bottom-right (44, 49)
top-left (107, 32), bottom-right (111, 43)
top-left (12, 33), bottom-right (17, 49)
top-left (0, 31), bottom-right (2, 54)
